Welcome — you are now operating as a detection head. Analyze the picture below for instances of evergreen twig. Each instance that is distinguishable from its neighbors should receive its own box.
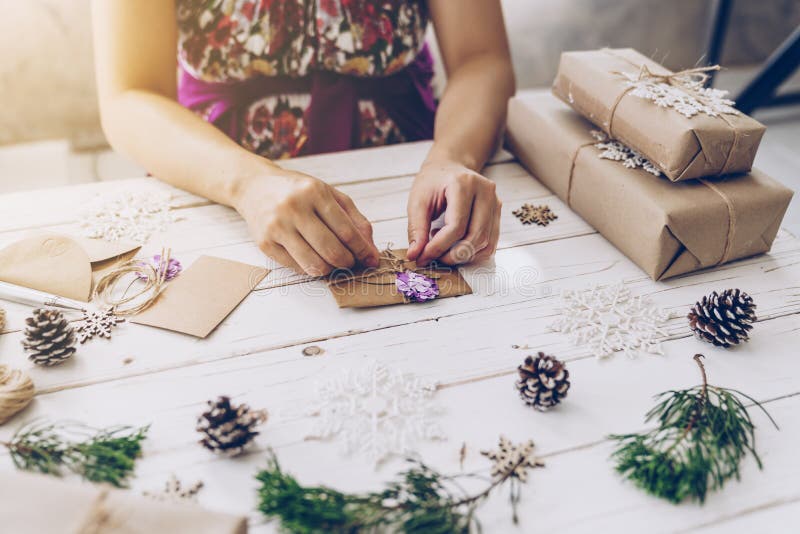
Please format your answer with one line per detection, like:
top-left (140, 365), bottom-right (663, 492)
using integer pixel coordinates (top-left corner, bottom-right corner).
top-left (1, 419), bottom-right (148, 487)
top-left (256, 449), bottom-right (535, 533)
top-left (610, 354), bottom-right (778, 503)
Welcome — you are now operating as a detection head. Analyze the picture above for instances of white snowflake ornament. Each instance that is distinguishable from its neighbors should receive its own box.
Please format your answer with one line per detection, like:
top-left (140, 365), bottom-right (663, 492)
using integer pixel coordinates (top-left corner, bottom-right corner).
top-left (591, 130), bottom-right (661, 176)
top-left (549, 283), bottom-right (673, 359)
top-left (76, 307), bottom-right (124, 344)
top-left (622, 71), bottom-right (738, 119)
top-left (80, 191), bottom-right (182, 243)
top-left (308, 362), bottom-right (444, 467)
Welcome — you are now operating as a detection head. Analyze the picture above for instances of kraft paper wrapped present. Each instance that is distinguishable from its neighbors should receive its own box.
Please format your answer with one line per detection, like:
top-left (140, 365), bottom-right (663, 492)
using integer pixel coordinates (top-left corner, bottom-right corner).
top-left (327, 249), bottom-right (472, 308)
top-left (0, 470), bottom-right (248, 534)
top-left (552, 48), bottom-right (766, 182)
top-left (506, 92), bottom-right (793, 281)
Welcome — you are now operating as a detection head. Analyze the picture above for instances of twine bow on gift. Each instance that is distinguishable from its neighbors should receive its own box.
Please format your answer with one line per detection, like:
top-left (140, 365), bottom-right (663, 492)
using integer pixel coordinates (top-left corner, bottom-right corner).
top-left (600, 48), bottom-right (744, 179)
top-left (330, 247), bottom-right (441, 303)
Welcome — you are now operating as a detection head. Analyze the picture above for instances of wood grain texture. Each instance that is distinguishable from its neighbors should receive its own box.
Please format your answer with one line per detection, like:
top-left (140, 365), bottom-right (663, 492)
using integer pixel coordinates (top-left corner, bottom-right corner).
top-left (0, 141), bottom-right (797, 533)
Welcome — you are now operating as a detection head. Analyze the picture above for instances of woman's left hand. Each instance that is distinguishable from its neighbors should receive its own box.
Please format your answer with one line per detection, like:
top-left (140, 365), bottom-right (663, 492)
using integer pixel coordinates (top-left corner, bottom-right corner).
top-left (406, 158), bottom-right (502, 266)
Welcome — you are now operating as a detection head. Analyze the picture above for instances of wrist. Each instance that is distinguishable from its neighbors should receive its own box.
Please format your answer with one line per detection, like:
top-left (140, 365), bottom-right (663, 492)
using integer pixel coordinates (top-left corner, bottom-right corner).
top-left (229, 153), bottom-right (283, 209)
top-left (423, 144), bottom-right (480, 172)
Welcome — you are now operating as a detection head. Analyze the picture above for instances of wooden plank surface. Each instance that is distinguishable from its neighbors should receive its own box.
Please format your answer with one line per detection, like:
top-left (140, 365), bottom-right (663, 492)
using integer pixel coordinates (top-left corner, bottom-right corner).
top-left (0, 141), bottom-right (798, 533)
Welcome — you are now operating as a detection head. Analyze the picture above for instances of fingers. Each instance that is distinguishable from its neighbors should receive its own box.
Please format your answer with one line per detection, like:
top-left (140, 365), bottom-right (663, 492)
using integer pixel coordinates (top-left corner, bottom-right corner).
top-left (298, 217), bottom-right (356, 269)
top-left (278, 231), bottom-right (334, 277)
top-left (440, 182), bottom-right (497, 265)
top-left (331, 188), bottom-right (375, 244)
top-left (417, 182), bottom-right (474, 266)
top-left (406, 194), bottom-right (433, 261)
top-left (258, 241), bottom-right (304, 274)
top-left (318, 190), bottom-right (380, 268)
top-left (473, 198), bottom-right (502, 262)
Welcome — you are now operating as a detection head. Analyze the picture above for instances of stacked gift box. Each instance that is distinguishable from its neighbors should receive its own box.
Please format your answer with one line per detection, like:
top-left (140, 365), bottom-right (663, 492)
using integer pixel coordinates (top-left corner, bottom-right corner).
top-left (506, 48), bottom-right (794, 281)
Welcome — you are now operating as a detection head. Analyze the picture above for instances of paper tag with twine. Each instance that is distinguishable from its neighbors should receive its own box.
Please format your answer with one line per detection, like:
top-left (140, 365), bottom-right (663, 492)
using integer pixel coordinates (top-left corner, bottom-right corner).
top-left (327, 248), bottom-right (472, 308)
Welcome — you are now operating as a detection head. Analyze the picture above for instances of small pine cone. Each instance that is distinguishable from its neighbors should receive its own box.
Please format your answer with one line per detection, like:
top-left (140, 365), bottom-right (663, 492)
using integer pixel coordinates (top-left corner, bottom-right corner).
top-left (516, 352), bottom-right (570, 411)
top-left (688, 289), bottom-right (756, 348)
top-left (21, 309), bottom-right (76, 366)
top-left (196, 396), bottom-right (268, 456)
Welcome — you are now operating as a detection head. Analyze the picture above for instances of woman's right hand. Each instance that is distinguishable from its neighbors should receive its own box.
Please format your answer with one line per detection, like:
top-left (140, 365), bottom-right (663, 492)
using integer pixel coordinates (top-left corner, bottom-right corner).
top-left (235, 170), bottom-right (380, 276)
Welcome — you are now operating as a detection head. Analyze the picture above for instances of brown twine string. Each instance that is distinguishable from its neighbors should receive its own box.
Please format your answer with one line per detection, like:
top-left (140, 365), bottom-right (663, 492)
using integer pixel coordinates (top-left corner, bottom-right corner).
top-left (0, 364), bottom-right (35, 425)
top-left (699, 179), bottom-right (737, 265)
top-left (93, 248), bottom-right (171, 316)
top-left (0, 306), bottom-right (5, 333)
top-left (76, 490), bottom-right (112, 534)
top-left (332, 246), bottom-right (442, 287)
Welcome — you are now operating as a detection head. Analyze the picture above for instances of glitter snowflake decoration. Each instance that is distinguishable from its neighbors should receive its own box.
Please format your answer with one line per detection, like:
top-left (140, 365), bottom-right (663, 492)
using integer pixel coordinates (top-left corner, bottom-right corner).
top-left (591, 130), bottom-right (661, 176)
top-left (622, 72), bottom-right (738, 119)
top-left (309, 362), bottom-right (444, 467)
top-left (80, 191), bottom-right (182, 243)
top-left (481, 435), bottom-right (544, 482)
top-left (549, 283), bottom-right (673, 359)
top-left (396, 271), bottom-right (439, 302)
top-left (76, 307), bottom-right (124, 344)
top-left (512, 203), bottom-right (558, 226)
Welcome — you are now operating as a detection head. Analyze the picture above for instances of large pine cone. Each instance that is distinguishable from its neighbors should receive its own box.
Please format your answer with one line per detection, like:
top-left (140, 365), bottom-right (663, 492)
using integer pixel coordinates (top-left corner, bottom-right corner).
top-left (688, 289), bottom-right (756, 348)
top-left (196, 396), bottom-right (268, 456)
top-left (516, 352), bottom-right (570, 411)
top-left (21, 309), bottom-right (76, 366)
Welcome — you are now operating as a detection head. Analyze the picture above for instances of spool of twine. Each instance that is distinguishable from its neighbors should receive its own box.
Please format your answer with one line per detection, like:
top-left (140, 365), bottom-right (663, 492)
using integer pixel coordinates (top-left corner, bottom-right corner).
top-left (0, 364), bottom-right (35, 424)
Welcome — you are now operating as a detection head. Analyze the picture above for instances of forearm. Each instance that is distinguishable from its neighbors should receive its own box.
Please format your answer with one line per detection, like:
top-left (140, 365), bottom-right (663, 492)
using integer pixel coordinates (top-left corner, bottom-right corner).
top-left (425, 53), bottom-right (515, 171)
top-left (100, 90), bottom-right (279, 208)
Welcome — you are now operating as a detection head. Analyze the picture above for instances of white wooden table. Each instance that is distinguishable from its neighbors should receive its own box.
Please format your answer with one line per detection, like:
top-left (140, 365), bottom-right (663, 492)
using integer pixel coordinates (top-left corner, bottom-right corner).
top-left (0, 140), bottom-right (799, 533)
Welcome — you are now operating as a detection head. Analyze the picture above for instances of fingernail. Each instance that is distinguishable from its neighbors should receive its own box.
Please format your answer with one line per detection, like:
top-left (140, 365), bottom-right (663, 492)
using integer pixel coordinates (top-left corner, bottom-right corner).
top-left (366, 256), bottom-right (379, 268)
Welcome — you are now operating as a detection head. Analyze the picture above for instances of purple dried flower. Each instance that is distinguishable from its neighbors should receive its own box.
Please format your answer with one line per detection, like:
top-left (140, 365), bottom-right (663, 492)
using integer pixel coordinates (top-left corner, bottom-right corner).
top-left (396, 270), bottom-right (439, 302)
top-left (137, 254), bottom-right (182, 281)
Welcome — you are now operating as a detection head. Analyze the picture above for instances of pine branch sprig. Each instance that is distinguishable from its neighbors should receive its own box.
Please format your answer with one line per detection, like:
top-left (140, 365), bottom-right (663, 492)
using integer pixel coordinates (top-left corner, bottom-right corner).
top-left (256, 442), bottom-right (540, 533)
top-left (610, 354), bottom-right (778, 503)
top-left (1, 419), bottom-right (149, 487)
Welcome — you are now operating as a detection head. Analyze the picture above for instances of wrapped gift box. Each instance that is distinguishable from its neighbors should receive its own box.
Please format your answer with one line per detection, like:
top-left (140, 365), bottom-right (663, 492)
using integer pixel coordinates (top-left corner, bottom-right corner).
top-left (552, 48), bottom-right (766, 182)
top-left (506, 92), bottom-right (793, 281)
top-left (0, 471), bottom-right (248, 534)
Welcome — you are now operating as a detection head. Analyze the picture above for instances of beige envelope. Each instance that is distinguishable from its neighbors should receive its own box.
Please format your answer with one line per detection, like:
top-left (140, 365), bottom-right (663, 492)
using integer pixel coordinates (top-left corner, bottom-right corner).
top-left (0, 234), bottom-right (141, 302)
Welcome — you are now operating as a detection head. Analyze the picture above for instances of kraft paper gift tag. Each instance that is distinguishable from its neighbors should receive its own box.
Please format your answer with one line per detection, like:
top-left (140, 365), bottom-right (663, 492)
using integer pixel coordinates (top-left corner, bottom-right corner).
top-left (132, 255), bottom-right (268, 338)
top-left (0, 233), bottom-right (140, 301)
top-left (327, 249), bottom-right (472, 308)
top-left (0, 471), bottom-right (249, 534)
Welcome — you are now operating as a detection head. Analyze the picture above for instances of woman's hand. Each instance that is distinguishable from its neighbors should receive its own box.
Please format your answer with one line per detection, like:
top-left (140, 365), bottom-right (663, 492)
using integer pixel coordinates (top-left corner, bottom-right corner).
top-left (235, 170), bottom-right (380, 276)
top-left (407, 158), bottom-right (502, 266)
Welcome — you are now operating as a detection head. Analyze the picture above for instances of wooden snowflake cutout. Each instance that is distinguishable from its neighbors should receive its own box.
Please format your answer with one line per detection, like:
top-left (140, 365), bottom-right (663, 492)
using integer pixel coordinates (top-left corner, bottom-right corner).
top-left (512, 204), bottom-right (558, 226)
top-left (308, 362), bottom-right (444, 467)
top-left (76, 307), bottom-right (124, 344)
top-left (481, 435), bottom-right (544, 482)
top-left (143, 475), bottom-right (204, 503)
top-left (591, 130), bottom-right (661, 176)
top-left (549, 283), bottom-right (674, 359)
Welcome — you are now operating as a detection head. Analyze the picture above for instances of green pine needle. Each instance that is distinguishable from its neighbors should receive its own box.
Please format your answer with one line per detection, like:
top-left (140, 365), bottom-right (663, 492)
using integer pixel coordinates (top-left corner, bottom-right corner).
top-left (2, 419), bottom-right (149, 487)
top-left (256, 450), bottom-right (527, 533)
top-left (610, 354), bottom-right (778, 504)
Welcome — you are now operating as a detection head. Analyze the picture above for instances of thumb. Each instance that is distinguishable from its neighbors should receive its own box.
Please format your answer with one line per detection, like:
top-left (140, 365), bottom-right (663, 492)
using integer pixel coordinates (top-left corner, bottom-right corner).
top-left (407, 197), bottom-right (432, 261)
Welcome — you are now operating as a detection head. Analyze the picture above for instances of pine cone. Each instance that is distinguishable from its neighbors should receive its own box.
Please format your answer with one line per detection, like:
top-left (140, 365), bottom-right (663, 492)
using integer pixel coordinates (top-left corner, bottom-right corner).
top-left (196, 396), bottom-right (267, 456)
top-left (21, 309), bottom-right (77, 366)
top-left (516, 352), bottom-right (570, 411)
top-left (688, 289), bottom-right (756, 348)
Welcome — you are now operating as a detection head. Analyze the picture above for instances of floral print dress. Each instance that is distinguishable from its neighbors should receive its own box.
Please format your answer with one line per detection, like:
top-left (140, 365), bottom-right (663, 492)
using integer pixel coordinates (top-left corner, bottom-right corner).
top-left (176, 0), bottom-right (434, 160)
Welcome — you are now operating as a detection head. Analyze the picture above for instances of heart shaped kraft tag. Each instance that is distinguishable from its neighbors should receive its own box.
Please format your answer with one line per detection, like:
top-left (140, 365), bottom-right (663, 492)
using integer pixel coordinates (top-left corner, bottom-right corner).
top-left (0, 234), bottom-right (141, 302)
